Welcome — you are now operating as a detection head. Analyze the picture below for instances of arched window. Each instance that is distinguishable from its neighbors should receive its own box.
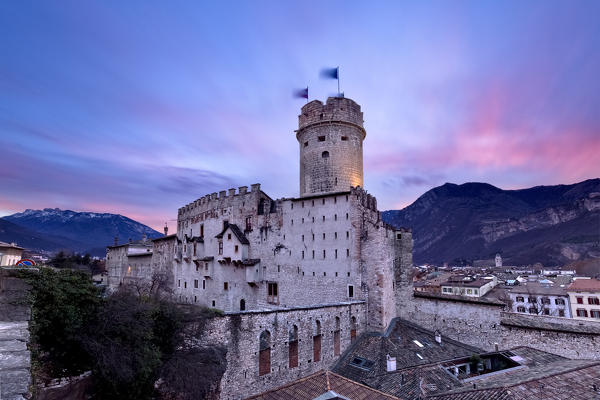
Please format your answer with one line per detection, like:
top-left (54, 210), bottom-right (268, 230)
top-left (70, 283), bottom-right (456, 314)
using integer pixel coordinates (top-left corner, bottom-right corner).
top-left (259, 330), bottom-right (271, 376)
top-left (289, 325), bottom-right (299, 368)
top-left (350, 316), bottom-right (357, 343)
top-left (313, 320), bottom-right (322, 362)
top-left (333, 317), bottom-right (341, 356)
top-left (240, 299), bottom-right (246, 311)
top-left (322, 151), bottom-right (330, 158)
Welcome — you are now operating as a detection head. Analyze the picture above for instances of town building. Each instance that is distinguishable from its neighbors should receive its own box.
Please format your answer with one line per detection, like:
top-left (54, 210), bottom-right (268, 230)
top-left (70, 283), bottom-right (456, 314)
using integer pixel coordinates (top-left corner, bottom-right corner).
top-left (567, 278), bottom-right (600, 320)
top-left (507, 281), bottom-right (571, 317)
top-left (440, 275), bottom-right (497, 298)
top-left (0, 242), bottom-right (24, 266)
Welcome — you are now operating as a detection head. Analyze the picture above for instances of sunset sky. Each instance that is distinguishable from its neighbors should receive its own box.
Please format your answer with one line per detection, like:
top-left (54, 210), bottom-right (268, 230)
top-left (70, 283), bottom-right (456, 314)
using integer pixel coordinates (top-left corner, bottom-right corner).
top-left (1, 1), bottom-right (599, 231)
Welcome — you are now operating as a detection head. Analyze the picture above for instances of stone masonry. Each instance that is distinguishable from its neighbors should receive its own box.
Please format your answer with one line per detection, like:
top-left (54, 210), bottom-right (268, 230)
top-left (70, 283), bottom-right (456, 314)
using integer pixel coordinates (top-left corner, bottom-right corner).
top-left (105, 96), bottom-right (414, 398)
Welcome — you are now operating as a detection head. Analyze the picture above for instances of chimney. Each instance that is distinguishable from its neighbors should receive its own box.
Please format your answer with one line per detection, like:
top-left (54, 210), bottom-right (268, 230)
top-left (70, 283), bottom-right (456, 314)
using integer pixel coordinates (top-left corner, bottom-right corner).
top-left (164, 224), bottom-right (168, 236)
top-left (434, 330), bottom-right (442, 344)
top-left (386, 354), bottom-right (397, 372)
top-left (114, 236), bottom-right (118, 246)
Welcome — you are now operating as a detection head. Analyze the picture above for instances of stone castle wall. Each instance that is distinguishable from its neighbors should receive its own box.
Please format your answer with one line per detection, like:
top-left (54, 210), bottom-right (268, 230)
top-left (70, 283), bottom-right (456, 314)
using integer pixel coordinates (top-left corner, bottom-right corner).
top-left (406, 292), bottom-right (600, 360)
top-left (199, 302), bottom-right (367, 399)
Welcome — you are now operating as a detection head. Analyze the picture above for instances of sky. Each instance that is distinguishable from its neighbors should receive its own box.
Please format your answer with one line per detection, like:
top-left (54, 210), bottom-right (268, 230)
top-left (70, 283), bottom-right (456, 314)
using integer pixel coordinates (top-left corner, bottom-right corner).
top-left (1, 1), bottom-right (599, 231)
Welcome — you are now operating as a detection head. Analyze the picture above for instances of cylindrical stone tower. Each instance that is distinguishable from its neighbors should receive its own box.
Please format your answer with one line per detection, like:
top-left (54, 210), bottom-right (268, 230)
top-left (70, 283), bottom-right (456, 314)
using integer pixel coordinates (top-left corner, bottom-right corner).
top-left (296, 97), bottom-right (365, 197)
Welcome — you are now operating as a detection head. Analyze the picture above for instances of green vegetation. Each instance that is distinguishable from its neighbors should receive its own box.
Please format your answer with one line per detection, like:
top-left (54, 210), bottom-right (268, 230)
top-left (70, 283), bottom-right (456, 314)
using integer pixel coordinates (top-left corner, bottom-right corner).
top-left (19, 268), bottom-right (227, 399)
top-left (48, 251), bottom-right (105, 275)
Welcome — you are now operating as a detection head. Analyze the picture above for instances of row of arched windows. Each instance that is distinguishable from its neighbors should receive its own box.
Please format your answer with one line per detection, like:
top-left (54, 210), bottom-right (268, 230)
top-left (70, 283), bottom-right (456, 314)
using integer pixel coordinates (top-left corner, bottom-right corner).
top-left (258, 316), bottom-right (357, 376)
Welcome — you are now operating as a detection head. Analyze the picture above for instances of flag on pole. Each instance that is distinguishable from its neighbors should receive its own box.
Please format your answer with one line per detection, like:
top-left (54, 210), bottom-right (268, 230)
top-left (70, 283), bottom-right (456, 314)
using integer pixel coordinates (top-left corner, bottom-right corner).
top-left (320, 67), bottom-right (339, 80)
top-left (293, 87), bottom-right (309, 100)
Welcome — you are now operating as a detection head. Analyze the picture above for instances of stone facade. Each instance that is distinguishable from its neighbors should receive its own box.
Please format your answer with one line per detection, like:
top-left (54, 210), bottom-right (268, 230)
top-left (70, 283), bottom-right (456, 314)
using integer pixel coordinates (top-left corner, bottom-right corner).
top-left (199, 302), bottom-right (367, 400)
top-left (297, 97), bottom-right (364, 197)
top-left (408, 292), bottom-right (600, 360)
top-left (103, 97), bottom-right (414, 398)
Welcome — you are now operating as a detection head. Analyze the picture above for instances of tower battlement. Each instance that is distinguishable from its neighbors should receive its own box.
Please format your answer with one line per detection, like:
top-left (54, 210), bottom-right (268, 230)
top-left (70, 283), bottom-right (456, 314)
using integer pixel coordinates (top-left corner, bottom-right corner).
top-left (298, 97), bottom-right (364, 133)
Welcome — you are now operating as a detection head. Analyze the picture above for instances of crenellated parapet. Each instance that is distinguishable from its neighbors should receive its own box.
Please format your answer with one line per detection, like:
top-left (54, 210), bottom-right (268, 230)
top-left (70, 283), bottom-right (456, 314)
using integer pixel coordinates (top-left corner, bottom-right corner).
top-left (178, 183), bottom-right (263, 219)
top-left (298, 97), bottom-right (364, 134)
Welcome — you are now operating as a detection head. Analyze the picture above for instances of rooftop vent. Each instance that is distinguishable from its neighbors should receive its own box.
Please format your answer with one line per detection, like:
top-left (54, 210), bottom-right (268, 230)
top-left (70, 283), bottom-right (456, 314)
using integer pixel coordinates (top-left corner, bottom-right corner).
top-left (386, 354), bottom-right (396, 372)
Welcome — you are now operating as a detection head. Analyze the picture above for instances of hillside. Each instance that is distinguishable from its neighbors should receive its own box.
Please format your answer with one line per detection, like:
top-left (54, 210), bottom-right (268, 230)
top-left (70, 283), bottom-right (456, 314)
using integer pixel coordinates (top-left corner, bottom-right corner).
top-left (382, 179), bottom-right (600, 266)
top-left (2, 208), bottom-right (162, 257)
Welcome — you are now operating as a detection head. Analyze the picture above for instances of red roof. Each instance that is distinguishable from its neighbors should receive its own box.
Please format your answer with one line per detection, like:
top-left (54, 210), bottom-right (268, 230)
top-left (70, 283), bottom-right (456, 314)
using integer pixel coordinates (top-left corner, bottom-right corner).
top-left (245, 370), bottom-right (399, 400)
top-left (567, 278), bottom-right (600, 292)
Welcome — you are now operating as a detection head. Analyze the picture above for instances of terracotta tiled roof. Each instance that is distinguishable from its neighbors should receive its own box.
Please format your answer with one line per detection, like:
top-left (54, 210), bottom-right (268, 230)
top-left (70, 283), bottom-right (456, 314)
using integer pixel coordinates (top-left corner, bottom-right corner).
top-left (245, 370), bottom-right (399, 400)
top-left (567, 279), bottom-right (600, 292)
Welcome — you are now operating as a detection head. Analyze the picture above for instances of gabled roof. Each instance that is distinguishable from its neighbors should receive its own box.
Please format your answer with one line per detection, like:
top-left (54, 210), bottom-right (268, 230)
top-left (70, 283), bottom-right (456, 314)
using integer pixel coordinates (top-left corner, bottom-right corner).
top-left (245, 370), bottom-right (399, 400)
top-left (332, 319), bottom-right (482, 385)
top-left (215, 224), bottom-right (250, 245)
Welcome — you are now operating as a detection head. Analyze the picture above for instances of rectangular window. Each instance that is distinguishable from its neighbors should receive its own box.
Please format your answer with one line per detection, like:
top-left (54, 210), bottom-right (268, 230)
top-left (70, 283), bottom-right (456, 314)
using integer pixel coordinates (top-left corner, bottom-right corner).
top-left (348, 285), bottom-right (354, 298)
top-left (555, 298), bottom-right (565, 305)
top-left (467, 289), bottom-right (472, 294)
top-left (542, 297), bottom-right (550, 304)
top-left (346, 249), bottom-right (350, 257)
top-left (184, 281), bottom-right (187, 289)
top-left (194, 279), bottom-right (198, 288)
top-left (312, 250), bottom-right (315, 259)
top-left (322, 198), bottom-right (325, 205)
top-left (202, 279), bottom-right (206, 289)
top-left (334, 214), bottom-right (337, 221)
top-left (516, 296), bottom-right (524, 302)
top-left (543, 309), bottom-right (550, 315)
top-left (224, 282), bottom-right (228, 291)
top-left (245, 217), bottom-right (252, 231)
top-left (312, 233), bottom-right (315, 241)
top-left (322, 215), bottom-right (325, 222)
top-left (346, 213), bottom-right (349, 220)
top-left (200, 224), bottom-right (204, 237)
top-left (323, 250), bottom-right (326, 258)
top-left (302, 234), bottom-right (305, 241)
top-left (528, 297), bottom-right (537, 303)
top-left (577, 309), bottom-right (588, 317)
top-left (335, 232), bottom-right (338, 239)
top-left (302, 251), bottom-right (305, 259)
top-left (178, 280), bottom-right (181, 287)
top-left (218, 241), bottom-right (223, 255)
top-left (528, 307), bottom-right (536, 314)
top-left (558, 309), bottom-right (565, 317)
top-left (227, 233), bottom-right (231, 240)
top-left (346, 231), bottom-right (350, 239)
top-left (318, 136), bottom-right (325, 142)
top-left (267, 282), bottom-right (279, 304)
top-left (517, 306), bottom-right (526, 312)
top-left (577, 296), bottom-right (584, 304)
top-left (304, 141), bottom-right (308, 147)
top-left (291, 219), bottom-right (294, 225)
top-left (235, 245), bottom-right (239, 253)
top-left (589, 297), bottom-right (600, 305)
top-left (591, 310), bottom-right (600, 318)
top-left (335, 249), bottom-right (338, 259)
top-left (322, 233), bottom-right (326, 239)
top-left (341, 136), bottom-right (348, 141)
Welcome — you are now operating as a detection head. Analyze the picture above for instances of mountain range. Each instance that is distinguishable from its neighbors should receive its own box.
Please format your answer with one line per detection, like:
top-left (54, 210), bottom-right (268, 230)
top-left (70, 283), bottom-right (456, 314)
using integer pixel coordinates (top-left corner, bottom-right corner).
top-left (382, 178), bottom-right (600, 267)
top-left (1, 208), bottom-right (162, 257)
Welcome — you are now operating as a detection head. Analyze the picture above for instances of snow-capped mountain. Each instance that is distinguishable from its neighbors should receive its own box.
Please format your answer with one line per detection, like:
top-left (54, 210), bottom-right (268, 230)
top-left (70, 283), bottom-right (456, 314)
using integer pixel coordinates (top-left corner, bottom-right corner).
top-left (2, 208), bottom-right (162, 257)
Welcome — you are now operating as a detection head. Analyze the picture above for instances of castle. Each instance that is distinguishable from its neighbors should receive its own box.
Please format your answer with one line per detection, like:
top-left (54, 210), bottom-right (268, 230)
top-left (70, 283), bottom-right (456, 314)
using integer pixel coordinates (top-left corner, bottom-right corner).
top-left (106, 96), bottom-right (413, 397)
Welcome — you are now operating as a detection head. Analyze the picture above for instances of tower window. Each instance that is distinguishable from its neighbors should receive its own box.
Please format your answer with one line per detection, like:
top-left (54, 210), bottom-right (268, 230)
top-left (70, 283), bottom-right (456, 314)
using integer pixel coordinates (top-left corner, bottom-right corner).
top-left (322, 151), bottom-right (329, 158)
top-left (304, 141), bottom-right (308, 147)
top-left (341, 136), bottom-right (348, 141)
top-left (318, 136), bottom-right (325, 142)
top-left (319, 113), bottom-right (324, 120)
